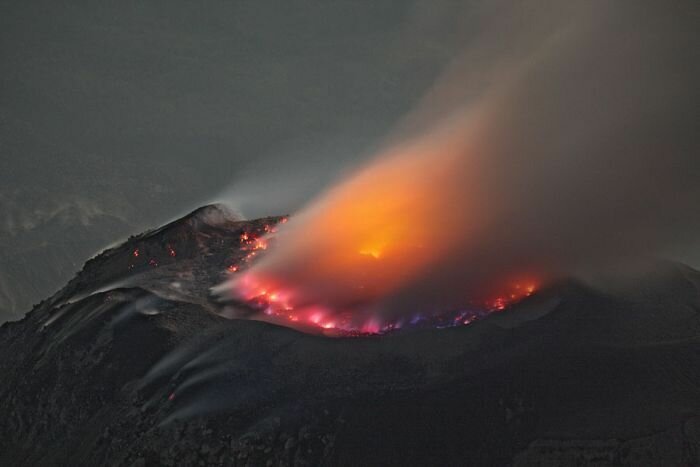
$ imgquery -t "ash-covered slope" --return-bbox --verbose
[0,205,698,466]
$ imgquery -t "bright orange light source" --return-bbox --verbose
[358,247,383,259]
[229,118,543,331]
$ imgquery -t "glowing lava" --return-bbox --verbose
[225,216,539,336]
[236,270,537,335]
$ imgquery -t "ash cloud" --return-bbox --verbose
[233,0,700,320]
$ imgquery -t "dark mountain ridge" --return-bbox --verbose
[1,205,698,466]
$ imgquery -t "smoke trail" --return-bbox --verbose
[228,0,699,323]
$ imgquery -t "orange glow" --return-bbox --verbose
[236,126,481,315]
[358,246,383,259]
[229,118,543,332]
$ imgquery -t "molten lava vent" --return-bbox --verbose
[220,215,537,337]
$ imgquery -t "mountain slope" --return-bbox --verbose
[0,205,698,466]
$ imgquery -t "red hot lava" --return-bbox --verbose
[225,218,538,336]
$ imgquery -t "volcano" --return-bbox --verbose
[0,204,699,466]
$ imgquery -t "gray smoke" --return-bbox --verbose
[232,0,700,319]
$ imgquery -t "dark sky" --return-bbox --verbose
[1,0,462,220]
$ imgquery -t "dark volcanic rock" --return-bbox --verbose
[0,205,698,466]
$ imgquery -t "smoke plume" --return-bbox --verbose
[228,0,699,324]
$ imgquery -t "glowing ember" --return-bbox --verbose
[228,232,538,335]
[235,277,537,335]
[224,216,539,336]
